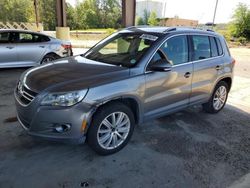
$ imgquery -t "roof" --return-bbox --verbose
[0,29,50,37]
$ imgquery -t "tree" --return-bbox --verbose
[0,0,34,23]
[39,0,57,31]
[148,11,158,26]
[136,16,144,25]
[143,9,150,25]
[66,3,78,30]
[230,3,250,40]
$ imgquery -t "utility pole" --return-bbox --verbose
[212,0,219,29]
[34,0,39,31]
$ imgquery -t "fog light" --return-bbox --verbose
[54,124,71,133]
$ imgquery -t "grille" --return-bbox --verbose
[16,83,38,106]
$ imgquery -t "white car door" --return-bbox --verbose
[0,32,18,68]
[15,32,48,66]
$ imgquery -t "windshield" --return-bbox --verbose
[83,33,159,68]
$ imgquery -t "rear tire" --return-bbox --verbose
[87,102,135,155]
[41,54,57,64]
[202,81,229,113]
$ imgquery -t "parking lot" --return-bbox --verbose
[0,48,250,188]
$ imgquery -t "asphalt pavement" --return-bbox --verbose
[0,48,249,188]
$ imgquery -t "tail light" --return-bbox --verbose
[62,44,72,49]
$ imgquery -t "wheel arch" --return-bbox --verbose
[216,76,232,91]
[88,96,142,129]
[40,52,61,64]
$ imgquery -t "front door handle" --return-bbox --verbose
[6,46,14,49]
[215,65,222,70]
[184,72,191,78]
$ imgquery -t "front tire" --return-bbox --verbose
[203,81,229,113]
[87,102,135,155]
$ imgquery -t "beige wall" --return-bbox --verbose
[160,18,198,27]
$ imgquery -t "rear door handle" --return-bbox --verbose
[216,65,222,70]
[184,72,191,78]
[6,46,14,49]
[39,46,45,48]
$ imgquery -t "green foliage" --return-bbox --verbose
[136,10,158,26]
[68,0,122,30]
[148,11,158,26]
[230,3,250,40]
[237,36,247,45]
[136,16,145,25]
[143,9,150,25]
[0,0,122,30]
[39,0,57,31]
[0,0,34,23]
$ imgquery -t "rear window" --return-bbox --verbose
[192,35,224,61]
[192,35,211,60]
[215,38,223,55]
[209,37,219,57]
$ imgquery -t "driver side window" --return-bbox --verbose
[161,35,188,65]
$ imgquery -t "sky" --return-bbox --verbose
[66,0,250,24]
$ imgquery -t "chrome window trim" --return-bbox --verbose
[144,33,224,73]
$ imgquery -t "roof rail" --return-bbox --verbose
[206,29,215,32]
[125,25,149,30]
[163,27,177,33]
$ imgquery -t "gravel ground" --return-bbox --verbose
[0,48,249,188]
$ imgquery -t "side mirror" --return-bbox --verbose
[148,59,172,72]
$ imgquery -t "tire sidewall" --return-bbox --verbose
[87,102,135,155]
[41,54,56,65]
[211,81,229,113]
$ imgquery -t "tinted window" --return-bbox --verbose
[215,38,223,55]
[0,32,10,43]
[19,33,33,43]
[161,35,188,65]
[192,35,211,60]
[18,33,50,43]
[209,37,219,57]
[33,34,50,42]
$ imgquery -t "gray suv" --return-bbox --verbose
[0,29,72,68]
[15,27,235,155]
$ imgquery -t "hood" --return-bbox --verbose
[22,56,130,93]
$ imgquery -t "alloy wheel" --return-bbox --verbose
[97,112,130,150]
[213,85,227,110]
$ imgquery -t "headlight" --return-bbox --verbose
[41,89,88,106]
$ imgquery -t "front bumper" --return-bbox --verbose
[15,91,93,144]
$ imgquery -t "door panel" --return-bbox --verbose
[15,32,47,66]
[190,58,223,103]
[0,32,18,66]
[144,35,192,119]
[189,35,224,104]
[144,63,193,118]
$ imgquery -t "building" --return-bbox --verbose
[159,18,199,27]
[136,0,167,19]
